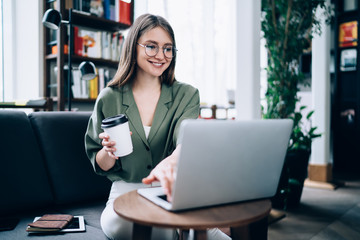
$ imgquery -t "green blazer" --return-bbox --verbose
[85,81,200,182]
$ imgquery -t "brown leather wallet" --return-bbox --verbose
[27,214,73,232]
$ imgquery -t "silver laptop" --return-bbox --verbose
[137,119,293,211]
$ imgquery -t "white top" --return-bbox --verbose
[144,126,151,139]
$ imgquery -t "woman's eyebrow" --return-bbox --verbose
[143,40,173,45]
[143,40,157,44]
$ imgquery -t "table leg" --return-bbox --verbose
[194,230,207,240]
[231,217,268,240]
[132,223,152,240]
[231,225,250,240]
[179,229,190,240]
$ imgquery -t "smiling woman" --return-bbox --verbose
[85,13,231,240]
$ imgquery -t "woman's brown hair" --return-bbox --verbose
[107,14,177,88]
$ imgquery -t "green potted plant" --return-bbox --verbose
[261,0,331,209]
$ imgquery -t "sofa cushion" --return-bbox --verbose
[0,110,54,216]
[29,112,111,205]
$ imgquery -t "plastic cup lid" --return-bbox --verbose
[101,114,128,128]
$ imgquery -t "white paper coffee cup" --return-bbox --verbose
[101,114,133,157]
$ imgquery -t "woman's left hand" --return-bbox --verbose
[142,145,181,202]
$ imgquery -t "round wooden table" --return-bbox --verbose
[114,190,271,240]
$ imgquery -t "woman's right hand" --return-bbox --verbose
[99,132,118,160]
[95,132,118,171]
[96,131,132,171]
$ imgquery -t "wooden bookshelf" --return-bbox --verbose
[42,0,134,111]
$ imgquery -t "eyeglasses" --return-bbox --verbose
[137,43,177,59]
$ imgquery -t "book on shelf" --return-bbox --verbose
[79,29,100,58]
[110,0,116,21]
[73,27,83,56]
[54,65,111,101]
[101,31,112,60]
[73,0,80,10]
[65,0,73,9]
[73,0,100,16]
[118,33,125,59]
[72,69,85,99]
[90,0,104,17]
[98,68,105,91]
[72,67,114,99]
[115,0,129,24]
[72,26,125,60]
[111,33,118,61]
[111,32,125,61]
[103,0,116,21]
[73,0,132,25]
[89,69,99,99]
[119,0,132,25]
[104,0,132,24]
[81,0,91,13]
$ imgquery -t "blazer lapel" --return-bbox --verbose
[148,83,172,143]
[122,86,149,147]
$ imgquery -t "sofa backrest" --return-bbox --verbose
[29,111,111,205]
[0,110,54,216]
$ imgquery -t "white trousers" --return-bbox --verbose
[100,181,231,240]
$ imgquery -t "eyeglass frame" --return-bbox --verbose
[137,42,177,59]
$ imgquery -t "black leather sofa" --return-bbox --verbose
[0,110,111,239]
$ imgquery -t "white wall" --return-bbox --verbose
[235,0,261,120]
[311,2,331,165]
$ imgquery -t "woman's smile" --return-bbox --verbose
[149,60,165,67]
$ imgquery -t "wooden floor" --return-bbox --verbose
[268,175,360,240]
